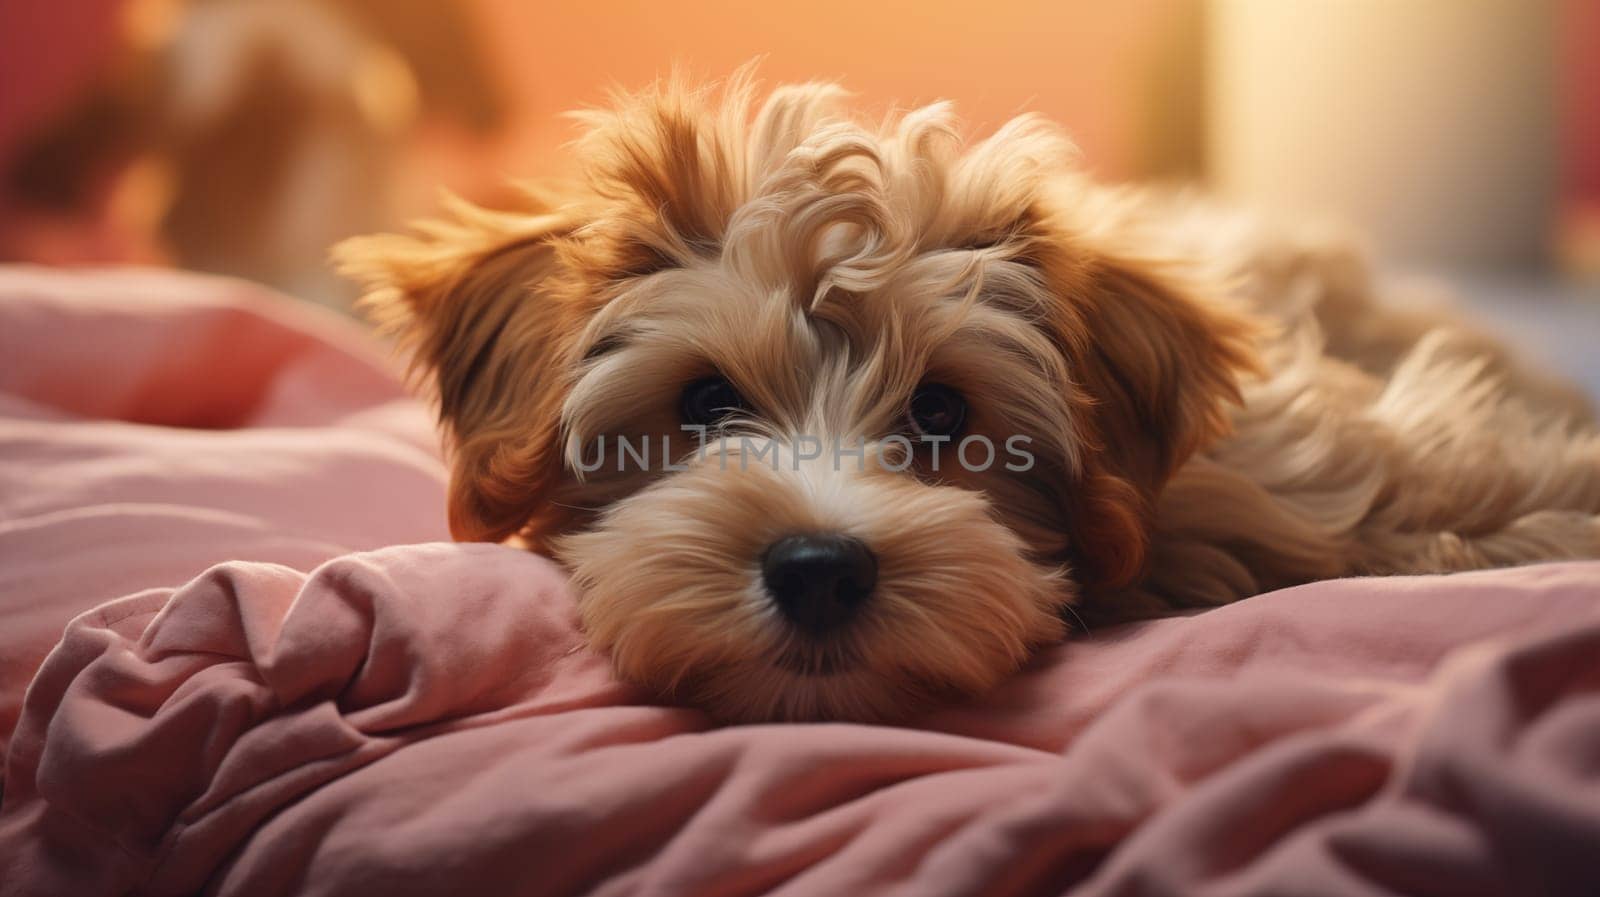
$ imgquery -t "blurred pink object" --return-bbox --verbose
[1560,0,1600,277]
[0,0,125,177]
[2,266,1600,895]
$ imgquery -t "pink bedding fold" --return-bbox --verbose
[2,266,1598,896]
[0,266,449,760]
[5,550,1599,896]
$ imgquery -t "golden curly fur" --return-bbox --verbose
[337,73,1600,722]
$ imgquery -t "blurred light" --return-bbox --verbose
[1207,0,1557,271]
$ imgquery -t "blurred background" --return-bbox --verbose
[1,0,1596,377]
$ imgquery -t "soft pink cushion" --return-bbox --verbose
[2,266,1598,896]
[0,265,449,760]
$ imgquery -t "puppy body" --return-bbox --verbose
[1071,197,1600,620]
[340,76,1600,721]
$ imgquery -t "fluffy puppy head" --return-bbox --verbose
[337,74,1258,722]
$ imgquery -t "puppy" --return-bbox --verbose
[338,75,1600,722]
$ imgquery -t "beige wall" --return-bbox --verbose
[1208,0,1557,270]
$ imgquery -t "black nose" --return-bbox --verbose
[761,534,878,635]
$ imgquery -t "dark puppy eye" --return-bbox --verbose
[908,383,966,437]
[681,375,748,427]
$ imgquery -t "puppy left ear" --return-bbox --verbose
[1074,255,1261,487]
[1042,246,1263,589]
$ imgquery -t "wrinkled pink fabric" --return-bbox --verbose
[3,266,1600,897]
[0,265,449,763]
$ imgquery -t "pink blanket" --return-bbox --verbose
[2,266,1599,896]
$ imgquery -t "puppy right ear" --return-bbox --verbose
[334,197,586,543]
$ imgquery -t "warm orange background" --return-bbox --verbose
[1,0,1593,278]
[461,0,1204,186]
